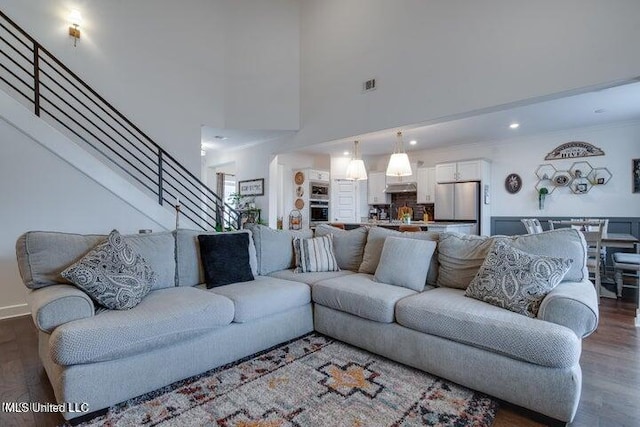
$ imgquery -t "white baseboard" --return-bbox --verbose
[0,303,30,320]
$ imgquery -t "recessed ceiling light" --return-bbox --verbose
[343,151,350,156]
[409,140,417,145]
[509,123,520,129]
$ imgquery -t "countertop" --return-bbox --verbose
[340,221,475,227]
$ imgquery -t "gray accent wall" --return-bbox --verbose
[491,217,640,238]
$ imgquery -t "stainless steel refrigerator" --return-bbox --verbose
[434,181,480,234]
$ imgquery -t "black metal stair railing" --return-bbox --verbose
[0,10,241,231]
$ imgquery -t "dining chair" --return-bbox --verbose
[613,249,640,299]
[549,219,605,299]
[582,221,605,300]
[565,218,609,275]
[520,218,543,234]
[399,224,421,232]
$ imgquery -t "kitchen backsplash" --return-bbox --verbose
[372,194,434,221]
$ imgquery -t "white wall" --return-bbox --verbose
[2,0,300,175]
[0,118,168,319]
[295,0,640,149]
[366,121,640,219]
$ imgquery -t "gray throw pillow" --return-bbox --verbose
[61,230,156,310]
[359,226,439,285]
[374,237,436,292]
[245,224,313,275]
[314,224,368,271]
[293,234,340,273]
[465,240,572,317]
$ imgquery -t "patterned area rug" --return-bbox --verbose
[76,334,498,426]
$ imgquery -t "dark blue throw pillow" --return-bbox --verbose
[198,233,254,288]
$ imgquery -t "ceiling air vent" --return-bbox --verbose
[363,78,376,92]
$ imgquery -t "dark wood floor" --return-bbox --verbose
[1,299,638,427]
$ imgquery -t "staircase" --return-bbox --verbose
[0,10,240,231]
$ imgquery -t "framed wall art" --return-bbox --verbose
[633,159,640,193]
[238,178,265,197]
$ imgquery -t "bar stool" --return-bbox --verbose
[399,224,422,232]
[613,252,640,299]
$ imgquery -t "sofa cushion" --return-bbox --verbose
[198,233,254,288]
[358,226,439,285]
[312,273,416,323]
[245,224,313,275]
[16,231,175,291]
[395,288,581,368]
[61,230,155,310]
[465,240,572,317]
[314,224,368,271]
[49,287,234,365]
[437,229,587,290]
[203,276,310,323]
[293,234,340,273]
[268,269,356,285]
[175,229,258,287]
[374,237,436,292]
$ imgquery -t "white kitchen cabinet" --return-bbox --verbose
[435,163,457,183]
[308,169,330,182]
[435,160,487,183]
[417,167,436,203]
[368,172,390,204]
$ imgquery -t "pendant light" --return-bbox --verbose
[386,131,412,177]
[345,140,368,180]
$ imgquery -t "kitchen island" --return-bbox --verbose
[339,221,476,234]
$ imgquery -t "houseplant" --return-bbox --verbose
[538,187,549,210]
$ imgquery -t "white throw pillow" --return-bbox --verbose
[374,237,436,292]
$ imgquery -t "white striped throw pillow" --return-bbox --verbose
[293,234,340,273]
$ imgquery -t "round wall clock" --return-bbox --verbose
[505,173,522,194]
[294,171,305,185]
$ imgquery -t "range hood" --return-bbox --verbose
[384,182,417,193]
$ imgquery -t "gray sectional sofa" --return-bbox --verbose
[15,224,598,423]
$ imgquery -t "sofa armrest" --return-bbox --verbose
[27,285,95,333]
[537,280,599,338]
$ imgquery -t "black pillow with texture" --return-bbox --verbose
[198,233,254,288]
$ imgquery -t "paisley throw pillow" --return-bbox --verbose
[62,230,156,310]
[465,240,572,317]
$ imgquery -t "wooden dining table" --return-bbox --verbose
[601,232,640,251]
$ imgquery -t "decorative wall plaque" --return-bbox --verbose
[544,141,604,160]
[504,173,522,194]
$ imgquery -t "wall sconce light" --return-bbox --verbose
[68,9,82,47]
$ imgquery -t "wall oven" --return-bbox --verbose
[309,200,329,223]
